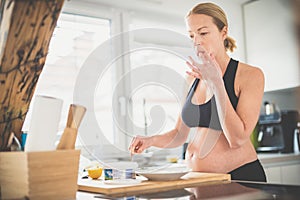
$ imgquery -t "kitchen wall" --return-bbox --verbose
[243,0,300,117]
[243,0,300,92]
[263,86,300,112]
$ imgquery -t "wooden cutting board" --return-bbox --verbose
[78,172,230,196]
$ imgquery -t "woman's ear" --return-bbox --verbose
[221,26,228,40]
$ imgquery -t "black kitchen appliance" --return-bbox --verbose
[256,110,299,153]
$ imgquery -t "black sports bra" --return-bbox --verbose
[181,58,239,130]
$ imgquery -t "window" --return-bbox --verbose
[23,6,192,160]
[23,12,112,144]
[121,15,194,157]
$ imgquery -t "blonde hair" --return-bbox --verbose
[186,3,237,52]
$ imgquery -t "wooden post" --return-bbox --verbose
[0,0,65,151]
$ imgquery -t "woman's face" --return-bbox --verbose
[186,14,227,56]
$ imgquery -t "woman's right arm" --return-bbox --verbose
[129,116,190,154]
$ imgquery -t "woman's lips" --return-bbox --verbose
[194,45,208,55]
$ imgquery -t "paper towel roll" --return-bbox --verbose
[25,95,63,152]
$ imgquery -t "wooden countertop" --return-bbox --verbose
[76,180,300,199]
[78,172,230,196]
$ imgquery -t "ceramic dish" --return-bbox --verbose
[136,166,191,181]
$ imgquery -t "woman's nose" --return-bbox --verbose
[193,35,202,46]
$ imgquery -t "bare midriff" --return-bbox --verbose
[185,127,257,173]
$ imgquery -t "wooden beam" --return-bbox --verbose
[0,0,65,151]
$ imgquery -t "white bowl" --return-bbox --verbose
[137,166,191,181]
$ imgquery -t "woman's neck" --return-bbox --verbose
[215,52,231,76]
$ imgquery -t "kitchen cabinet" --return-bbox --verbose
[243,0,299,91]
[264,164,300,185]
[281,164,300,185]
[259,153,300,185]
[264,166,281,184]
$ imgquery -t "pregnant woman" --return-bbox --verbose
[129,2,266,182]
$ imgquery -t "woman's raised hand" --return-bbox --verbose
[186,45,223,88]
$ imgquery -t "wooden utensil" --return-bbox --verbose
[56,104,86,150]
[6,132,22,151]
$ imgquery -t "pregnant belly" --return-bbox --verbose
[185,132,257,173]
[185,142,228,173]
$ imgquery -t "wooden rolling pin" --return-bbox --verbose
[57,104,86,150]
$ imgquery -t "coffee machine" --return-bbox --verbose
[256,109,299,153]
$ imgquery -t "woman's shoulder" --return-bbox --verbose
[236,62,265,90]
[237,62,264,82]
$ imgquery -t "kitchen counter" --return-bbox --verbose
[76,180,300,199]
[76,153,300,199]
[4,153,299,199]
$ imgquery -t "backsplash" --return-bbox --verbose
[262,86,300,113]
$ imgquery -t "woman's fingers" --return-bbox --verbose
[198,51,211,66]
[186,60,203,79]
[195,45,210,61]
[129,136,136,150]
[186,60,200,73]
[195,45,213,67]
[187,56,205,72]
[129,136,139,153]
[133,141,141,152]
[135,141,144,153]
[188,56,199,67]
[186,70,202,79]
[188,45,223,85]
[129,136,146,154]
[186,59,195,69]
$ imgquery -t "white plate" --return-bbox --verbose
[137,166,191,181]
[104,179,142,185]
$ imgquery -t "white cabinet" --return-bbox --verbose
[264,166,281,184]
[259,153,300,185]
[263,163,300,185]
[243,0,299,91]
[281,164,300,185]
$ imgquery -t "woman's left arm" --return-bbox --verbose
[213,65,264,148]
[187,51,264,148]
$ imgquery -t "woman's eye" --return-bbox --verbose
[189,35,194,39]
[199,32,208,36]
